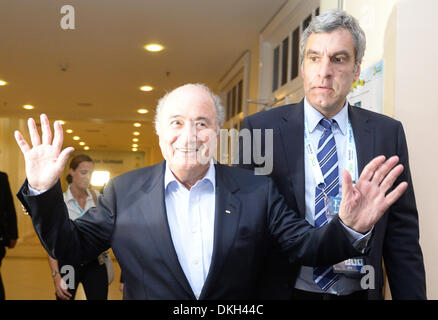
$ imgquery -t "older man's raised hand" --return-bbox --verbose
[14,114,75,191]
[339,155,408,234]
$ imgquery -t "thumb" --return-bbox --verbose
[56,147,75,171]
[341,169,354,200]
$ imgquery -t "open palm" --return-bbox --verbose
[339,155,408,233]
[14,114,75,191]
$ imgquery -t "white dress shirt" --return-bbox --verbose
[63,184,99,221]
[164,161,216,299]
[294,98,371,295]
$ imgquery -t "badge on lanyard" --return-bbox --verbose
[326,195,342,220]
[333,258,365,275]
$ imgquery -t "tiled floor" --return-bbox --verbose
[1,234,123,300]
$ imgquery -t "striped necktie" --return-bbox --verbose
[313,118,340,290]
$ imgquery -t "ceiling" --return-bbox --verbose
[0,0,286,153]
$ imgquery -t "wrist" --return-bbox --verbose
[52,270,60,278]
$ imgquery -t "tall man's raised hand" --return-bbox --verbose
[339,155,408,234]
[14,114,75,191]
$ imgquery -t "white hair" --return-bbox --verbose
[154,83,225,135]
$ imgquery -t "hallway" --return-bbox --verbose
[1,233,123,300]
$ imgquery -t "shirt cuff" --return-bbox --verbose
[28,184,47,196]
[339,219,373,253]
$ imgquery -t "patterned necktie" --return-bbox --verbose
[313,118,340,290]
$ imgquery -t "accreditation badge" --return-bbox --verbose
[326,195,342,220]
[333,258,365,276]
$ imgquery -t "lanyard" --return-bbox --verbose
[72,198,87,219]
[304,115,358,193]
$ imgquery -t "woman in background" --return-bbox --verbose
[47,154,108,300]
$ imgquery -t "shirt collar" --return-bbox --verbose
[165,160,216,192]
[65,184,92,203]
[304,97,349,135]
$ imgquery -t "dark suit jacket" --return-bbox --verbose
[239,100,426,300]
[17,161,363,299]
[0,172,18,260]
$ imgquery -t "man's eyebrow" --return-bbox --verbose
[306,49,351,58]
[306,49,321,56]
[331,50,351,58]
[167,115,211,122]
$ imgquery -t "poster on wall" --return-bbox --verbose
[348,59,383,114]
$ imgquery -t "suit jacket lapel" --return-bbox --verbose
[278,100,306,216]
[139,161,195,298]
[200,164,241,299]
[348,105,374,173]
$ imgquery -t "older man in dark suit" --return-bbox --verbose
[14,83,406,299]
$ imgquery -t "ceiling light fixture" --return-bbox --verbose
[84,146,90,150]
[144,43,164,52]
[140,85,153,92]
[66,129,73,134]
[73,136,80,141]
[133,122,141,127]
[0,80,7,86]
[137,108,148,114]
[133,131,140,136]
[79,142,85,146]
[23,104,34,110]
[132,138,139,142]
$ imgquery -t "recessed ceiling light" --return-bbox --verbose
[73,136,80,141]
[132,148,138,152]
[66,129,73,134]
[133,131,140,136]
[84,146,90,150]
[23,104,34,110]
[132,144,138,148]
[137,108,148,114]
[0,80,7,86]
[132,138,139,142]
[144,43,164,52]
[140,85,153,92]
[79,142,85,146]
[133,122,141,127]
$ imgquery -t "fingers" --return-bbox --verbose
[341,169,353,199]
[57,287,72,300]
[14,130,31,154]
[28,117,41,147]
[52,119,64,151]
[40,114,52,145]
[385,181,408,207]
[370,156,399,186]
[357,155,386,183]
[379,164,404,194]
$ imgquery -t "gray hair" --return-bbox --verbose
[154,83,225,135]
[300,9,366,66]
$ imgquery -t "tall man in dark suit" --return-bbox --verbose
[14,83,406,299]
[0,171,19,300]
[239,10,426,299]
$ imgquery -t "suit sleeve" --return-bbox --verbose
[1,173,18,240]
[17,179,115,265]
[266,178,365,267]
[382,123,426,299]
